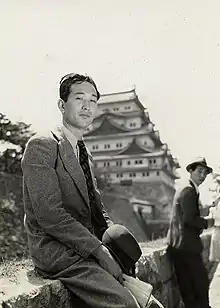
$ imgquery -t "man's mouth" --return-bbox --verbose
[79,113,90,118]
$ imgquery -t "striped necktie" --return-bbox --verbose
[77,140,96,211]
[77,140,108,239]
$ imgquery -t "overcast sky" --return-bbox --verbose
[0,0,220,202]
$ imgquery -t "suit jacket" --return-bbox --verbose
[21,128,113,274]
[167,180,208,254]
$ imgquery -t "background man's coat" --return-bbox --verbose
[167,180,208,254]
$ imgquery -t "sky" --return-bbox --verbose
[0,0,220,203]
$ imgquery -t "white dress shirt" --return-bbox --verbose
[61,125,80,160]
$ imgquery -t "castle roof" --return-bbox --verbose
[99,89,145,110]
[84,116,131,136]
[117,138,151,155]
[92,150,166,161]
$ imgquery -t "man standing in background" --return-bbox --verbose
[167,157,215,308]
[21,73,137,308]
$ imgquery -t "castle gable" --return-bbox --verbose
[84,117,130,136]
[117,138,151,155]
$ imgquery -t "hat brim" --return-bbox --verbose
[186,162,212,174]
[103,244,135,276]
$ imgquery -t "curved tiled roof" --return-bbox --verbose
[84,116,133,136]
[117,138,152,155]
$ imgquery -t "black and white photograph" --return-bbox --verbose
[0,1,220,307]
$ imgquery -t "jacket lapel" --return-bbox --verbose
[189,180,197,194]
[189,180,200,208]
[51,128,90,208]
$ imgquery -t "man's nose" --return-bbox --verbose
[82,99,90,110]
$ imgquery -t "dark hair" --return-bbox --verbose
[59,73,100,102]
[188,163,198,172]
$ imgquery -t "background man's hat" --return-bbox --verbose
[102,224,142,276]
[186,157,213,174]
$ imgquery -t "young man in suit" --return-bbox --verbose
[167,157,215,308]
[21,73,137,308]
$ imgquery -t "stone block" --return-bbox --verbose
[0,231,212,308]
[0,263,72,308]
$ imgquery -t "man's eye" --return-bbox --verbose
[76,97,83,100]
[91,100,97,103]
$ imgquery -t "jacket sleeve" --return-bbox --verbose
[179,187,208,230]
[21,136,102,258]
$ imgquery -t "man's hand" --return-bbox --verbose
[92,245,123,283]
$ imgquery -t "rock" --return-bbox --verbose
[0,263,71,308]
[0,231,213,308]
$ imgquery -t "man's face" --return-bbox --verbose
[59,81,98,130]
[190,165,209,186]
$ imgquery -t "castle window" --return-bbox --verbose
[117,173,123,178]
[142,171,149,177]
[144,141,147,145]
[116,160,122,166]
[93,145,99,150]
[153,159,156,164]
[103,162,110,167]
[129,122,136,127]
[116,143,122,148]
[94,163,98,168]
[113,107,119,111]
[149,159,152,164]
[104,144,111,149]
[157,171,160,176]
[135,160,143,164]
[127,161,131,165]
[129,172,136,177]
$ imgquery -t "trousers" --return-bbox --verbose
[37,257,138,308]
[168,247,211,308]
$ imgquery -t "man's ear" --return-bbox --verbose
[58,99,65,114]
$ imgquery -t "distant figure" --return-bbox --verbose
[21,73,137,308]
[167,157,214,308]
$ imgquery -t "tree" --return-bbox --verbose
[0,113,35,175]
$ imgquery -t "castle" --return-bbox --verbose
[84,89,179,217]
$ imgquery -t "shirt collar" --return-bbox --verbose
[61,125,78,155]
[190,179,199,194]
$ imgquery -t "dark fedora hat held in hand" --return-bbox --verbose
[102,224,142,276]
[186,157,213,174]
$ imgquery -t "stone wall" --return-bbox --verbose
[0,231,213,308]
